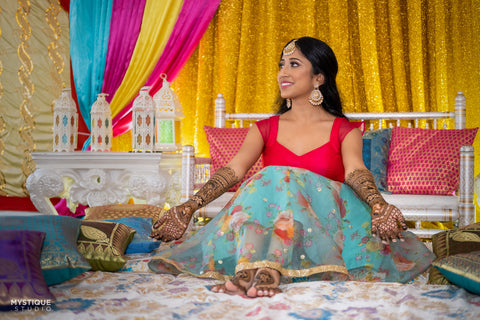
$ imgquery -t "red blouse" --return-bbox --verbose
[255,116,360,182]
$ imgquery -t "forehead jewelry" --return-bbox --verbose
[283,40,297,56]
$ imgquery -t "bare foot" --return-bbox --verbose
[246,268,282,298]
[210,269,256,296]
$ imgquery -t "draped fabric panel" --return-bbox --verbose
[102,0,146,103]
[70,0,112,132]
[108,0,184,125]
[172,0,480,165]
[113,0,222,136]
[0,0,70,196]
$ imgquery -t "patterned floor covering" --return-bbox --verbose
[5,267,480,320]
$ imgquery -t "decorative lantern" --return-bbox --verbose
[53,88,78,152]
[153,74,184,151]
[90,93,113,152]
[132,86,155,152]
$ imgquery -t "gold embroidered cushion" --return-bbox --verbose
[428,222,480,284]
[387,127,478,195]
[84,204,164,221]
[432,251,480,295]
[0,230,55,310]
[0,215,91,286]
[77,220,136,272]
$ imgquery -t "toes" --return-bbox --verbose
[246,287,257,298]
[211,281,247,296]
[210,284,225,293]
[224,280,241,292]
[249,287,281,297]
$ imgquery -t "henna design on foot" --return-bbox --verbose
[246,268,282,298]
[210,269,256,296]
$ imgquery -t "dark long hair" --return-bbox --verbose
[276,37,345,118]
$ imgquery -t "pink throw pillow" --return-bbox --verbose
[387,127,478,195]
[204,126,263,191]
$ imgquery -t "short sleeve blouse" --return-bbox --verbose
[255,116,359,182]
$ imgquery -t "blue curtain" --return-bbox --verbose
[70,0,112,149]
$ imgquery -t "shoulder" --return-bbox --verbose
[337,117,364,134]
[336,117,364,142]
[255,115,278,142]
[255,115,279,131]
[256,115,279,125]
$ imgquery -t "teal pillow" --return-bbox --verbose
[106,217,160,254]
[362,128,391,192]
[433,251,480,295]
[0,215,91,285]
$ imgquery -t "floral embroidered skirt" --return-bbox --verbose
[148,166,435,283]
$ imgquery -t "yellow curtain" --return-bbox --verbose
[109,0,183,117]
[172,0,480,165]
[109,0,184,151]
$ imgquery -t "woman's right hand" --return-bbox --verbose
[150,201,196,242]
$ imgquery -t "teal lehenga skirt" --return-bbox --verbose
[148,166,435,283]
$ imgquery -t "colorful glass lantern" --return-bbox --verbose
[153,74,184,151]
[90,93,112,152]
[132,86,155,152]
[53,88,78,152]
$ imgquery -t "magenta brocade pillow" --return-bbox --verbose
[387,127,478,195]
[204,126,263,191]
[0,230,56,310]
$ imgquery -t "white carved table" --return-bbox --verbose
[26,152,182,215]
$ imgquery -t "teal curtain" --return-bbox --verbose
[70,0,113,132]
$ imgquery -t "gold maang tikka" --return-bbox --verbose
[283,39,297,56]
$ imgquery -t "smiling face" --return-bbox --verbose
[277,48,323,102]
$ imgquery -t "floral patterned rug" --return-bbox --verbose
[6,259,480,320]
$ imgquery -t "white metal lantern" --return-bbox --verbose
[153,74,184,151]
[132,86,155,152]
[90,93,113,152]
[53,88,78,152]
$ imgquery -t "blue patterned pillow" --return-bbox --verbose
[0,215,91,285]
[362,128,391,192]
[433,251,480,295]
[106,217,160,254]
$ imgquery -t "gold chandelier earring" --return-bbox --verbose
[286,99,292,109]
[309,85,323,106]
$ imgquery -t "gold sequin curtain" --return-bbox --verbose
[172,0,480,165]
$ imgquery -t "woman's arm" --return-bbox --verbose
[341,127,367,175]
[150,125,265,241]
[341,128,407,243]
[226,124,265,178]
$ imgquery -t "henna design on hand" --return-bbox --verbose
[190,166,240,208]
[345,169,386,208]
[371,203,408,242]
[150,166,240,242]
[150,201,196,242]
[345,169,408,242]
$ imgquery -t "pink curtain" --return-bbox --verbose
[112,0,222,136]
[102,0,147,101]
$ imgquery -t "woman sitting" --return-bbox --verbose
[149,37,434,298]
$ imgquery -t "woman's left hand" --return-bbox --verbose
[370,203,408,243]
